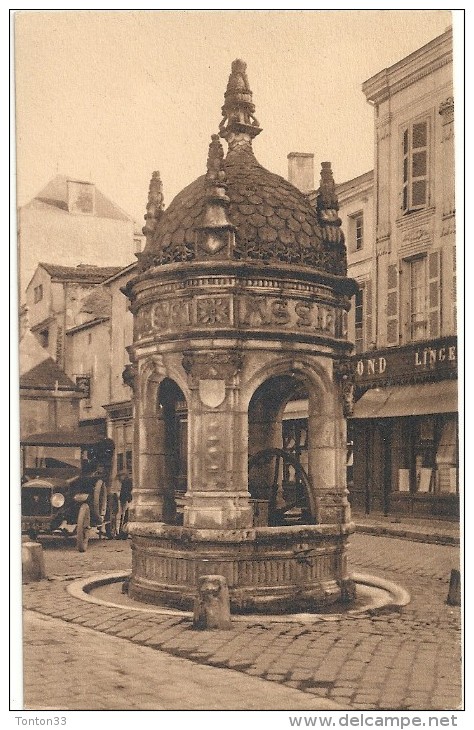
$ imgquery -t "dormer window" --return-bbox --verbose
[67,180,95,215]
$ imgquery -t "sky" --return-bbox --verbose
[14,9,456,226]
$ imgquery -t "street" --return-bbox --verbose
[19,532,461,711]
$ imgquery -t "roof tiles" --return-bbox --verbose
[139,146,346,276]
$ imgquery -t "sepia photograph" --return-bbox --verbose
[11,7,463,720]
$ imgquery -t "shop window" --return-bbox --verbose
[113,421,133,476]
[435,417,458,494]
[349,212,364,252]
[401,119,429,214]
[397,416,458,496]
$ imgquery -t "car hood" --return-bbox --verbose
[23,476,78,491]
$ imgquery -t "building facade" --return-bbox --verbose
[101,264,136,484]
[19,330,81,439]
[350,27,457,518]
[308,171,375,354]
[25,263,122,370]
[18,175,144,299]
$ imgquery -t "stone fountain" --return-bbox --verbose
[124,59,358,614]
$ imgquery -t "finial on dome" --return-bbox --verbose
[194,135,235,257]
[142,171,164,242]
[219,59,262,149]
[316,162,344,244]
[318,162,339,211]
[206,135,227,185]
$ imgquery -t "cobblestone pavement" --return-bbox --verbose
[22,611,341,710]
[20,533,462,712]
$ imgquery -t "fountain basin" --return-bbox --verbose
[68,570,410,622]
[128,522,356,613]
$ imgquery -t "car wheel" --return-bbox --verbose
[92,480,107,524]
[76,503,90,552]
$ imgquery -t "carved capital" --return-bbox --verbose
[333,357,356,417]
[439,96,454,121]
[122,363,138,392]
[140,354,167,381]
[182,350,243,384]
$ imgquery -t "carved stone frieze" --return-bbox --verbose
[401,227,430,245]
[182,350,243,384]
[134,292,340,341]
[196,297,231,325]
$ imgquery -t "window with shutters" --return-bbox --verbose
[410,257,427,341]
[401,119,429,214]
[386,263,399,345]
[355,288,364,353]
[402,251,441,343]
[349,212,364,252]
[353,281,373,353]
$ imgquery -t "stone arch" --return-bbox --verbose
[134,356,189,523]
[244,355,345,525]
[241,355,335,415]
[139,355,190,418]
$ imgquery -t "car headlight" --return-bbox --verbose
[51,493,65,508]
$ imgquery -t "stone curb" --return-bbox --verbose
[68,570,411,621]
[355,524,460,546]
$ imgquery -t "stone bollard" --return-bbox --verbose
[193,574,232,630]
[340,577,357,603]
[22,542,46,583]
[447,568,461,606]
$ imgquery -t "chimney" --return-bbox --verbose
[287,152,314,194]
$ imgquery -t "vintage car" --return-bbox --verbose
[21,426,115,551]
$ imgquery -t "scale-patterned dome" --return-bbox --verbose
[138,60,346,277]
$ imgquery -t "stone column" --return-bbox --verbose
[130,356,168,522]
[308,364,349,525]
[182,351,253,530]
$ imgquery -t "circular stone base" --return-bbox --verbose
[129,524,354,614]
[68,571,410,622]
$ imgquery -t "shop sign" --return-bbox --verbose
[354,336,457,384]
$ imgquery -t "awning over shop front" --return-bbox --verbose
[351,379,458,419]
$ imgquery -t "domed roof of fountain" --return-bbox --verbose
[138,60,346,277]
